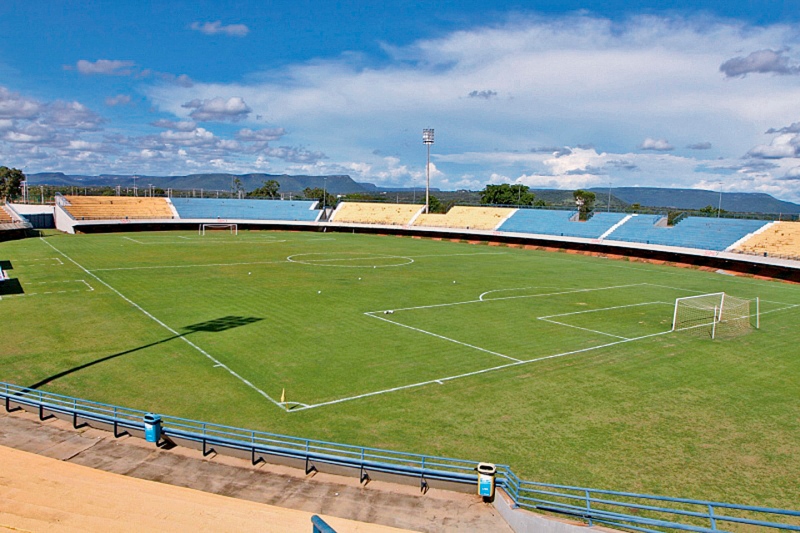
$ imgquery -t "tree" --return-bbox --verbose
[248,179,280,198]
[427,195,445,213]
[303,187,336,208]
[231,177,244,197]
[480,184,536,206]
[0,167,25,203]
[573,189,596,221]
[699,204,726,216]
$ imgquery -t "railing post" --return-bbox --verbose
[708,503,717,530]
[585,489,593,526]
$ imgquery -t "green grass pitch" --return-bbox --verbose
[1,229,799,509]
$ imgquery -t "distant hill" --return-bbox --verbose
[588,187,800,215]
[25,174,800,214]
[28,172,371,195]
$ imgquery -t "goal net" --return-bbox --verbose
[199,223,238,236]
[672,292,758,339]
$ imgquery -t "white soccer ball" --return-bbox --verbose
[248,272,251,275]
[317,290,321,294]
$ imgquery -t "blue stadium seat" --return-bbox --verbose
[606,215,768,251]
[498,209,577,236]
[171,198,320,222]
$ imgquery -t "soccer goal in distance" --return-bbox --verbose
[672,292,759,339]
[199,223,238,236]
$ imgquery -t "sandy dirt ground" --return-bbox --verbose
[0,409,512,532]
[0,445,409,533]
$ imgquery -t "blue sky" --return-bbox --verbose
[2,1,800,201]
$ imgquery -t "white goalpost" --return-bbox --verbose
[672,292,759,339]
[199,223,238,236]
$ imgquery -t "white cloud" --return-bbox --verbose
[639,138,674,151]
[160,127,217,147]
[190,21,249,37]
[75,59,136,76]
[105,94,132,107]
[5,16,800,202]
[720,49,800,78]
[236,127,286,142]
[747,133,800,159]
[46,101,104,130]
[0,87,41,119]
[182,97,251,122]
[151,119,197,131]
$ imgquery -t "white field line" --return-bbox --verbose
[364,312,522,362]
[537,318,630,340]
[480,286,561,301]
[293,329,674,411]
[478,283,647,304]
[1,279,95,299]
[289,254,412,264]
[123,238,288,246]
[90,259,290,272]
[39,237,286,411]
[409,252,507,259]
[377,283,649,315]
[538,301,671,320]
[12,257,64,267]
[758,303,800,316]
[642,283,800,316]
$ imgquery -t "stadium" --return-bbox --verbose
[2,195,799,531]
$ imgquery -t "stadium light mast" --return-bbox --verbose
[423,128,434,213]
[717,183,723,218]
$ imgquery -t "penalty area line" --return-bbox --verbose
[365,312,521,362]
[38,237,287,411]
[292,329,674,412]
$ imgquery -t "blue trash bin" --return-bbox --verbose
[476,462,496,501]
[143,413,162,443]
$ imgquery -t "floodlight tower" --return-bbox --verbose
[423,128,434,213]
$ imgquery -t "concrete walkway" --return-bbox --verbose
[0,409,512,532]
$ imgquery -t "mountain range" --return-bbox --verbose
[26,173,800,214]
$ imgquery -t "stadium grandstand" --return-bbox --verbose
[329,202,422,225]
[170,197,320,222]
[61,196,174,220]
[0,205,15,225]
[734,221,800,260]
[413,206,515,231]
[498,209,630,239]
[604,215,768,251]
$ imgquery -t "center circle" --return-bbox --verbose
[286,252,414,268]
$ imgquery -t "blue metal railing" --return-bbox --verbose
[2,381,798,532]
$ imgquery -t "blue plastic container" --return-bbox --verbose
[143,413,162,443]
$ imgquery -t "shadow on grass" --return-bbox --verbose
[0,260,12,270]
[27,316,262,390]
[0,278,24,296]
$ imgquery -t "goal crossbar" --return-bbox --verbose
[672,292,758,339]
[200,223,238,235]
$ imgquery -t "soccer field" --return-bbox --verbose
[2,230,799,509]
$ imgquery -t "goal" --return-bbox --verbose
[199,223,238,236]
[672,292,759,339]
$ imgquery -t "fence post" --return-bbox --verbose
[585,489,593,526]
[708,504,717,530]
